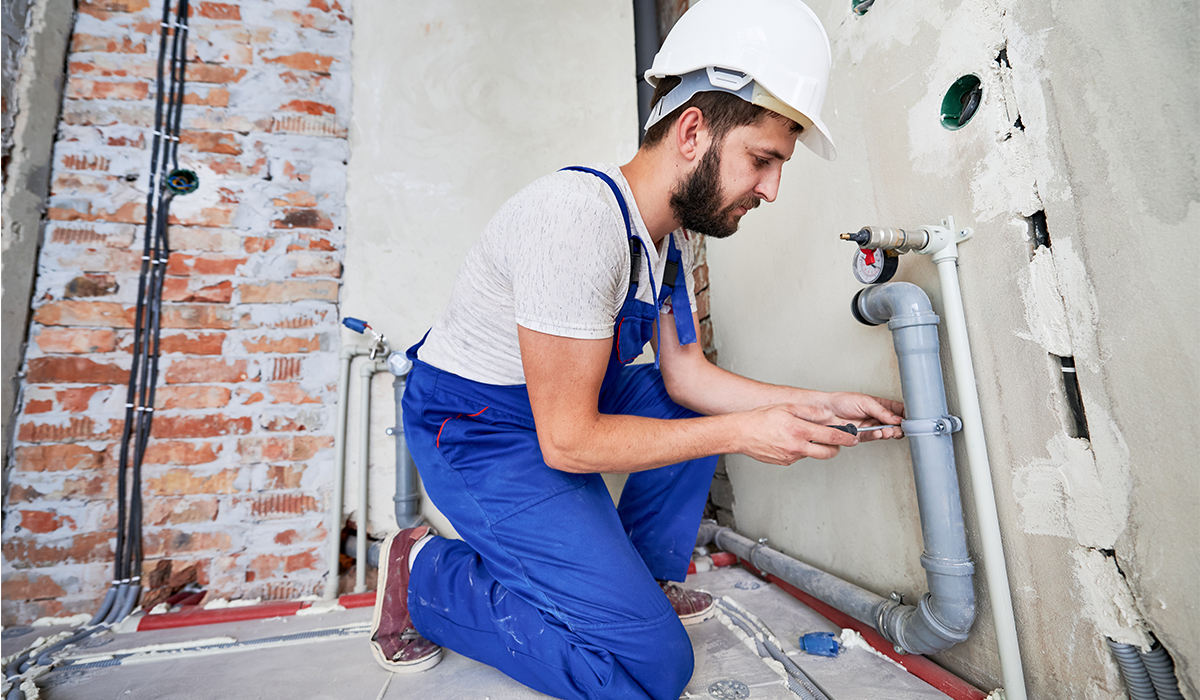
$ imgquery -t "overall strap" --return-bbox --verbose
[661,233,698,346]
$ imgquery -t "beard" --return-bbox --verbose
[668,143,760,239]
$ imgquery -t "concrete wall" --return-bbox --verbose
[708,0,1197,696]
[342,0,638,537]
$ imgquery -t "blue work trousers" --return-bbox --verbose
[402,359,718,700]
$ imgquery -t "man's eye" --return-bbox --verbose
[755,157,769,167]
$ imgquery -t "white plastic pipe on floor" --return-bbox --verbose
[926,224,1028,700]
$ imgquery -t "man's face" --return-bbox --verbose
[669,115,797,239]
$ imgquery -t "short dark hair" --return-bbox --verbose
[642,75,802,147]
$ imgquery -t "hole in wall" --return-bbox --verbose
[1027,210,1051,250]
[852,0,875,15]
[940,74,983,130]
[1054,355,1090,440]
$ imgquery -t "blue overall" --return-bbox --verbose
[401,167,718,699]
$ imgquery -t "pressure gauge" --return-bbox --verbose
[852,248,898,285]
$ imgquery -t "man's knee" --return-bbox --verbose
[616,617,695,699]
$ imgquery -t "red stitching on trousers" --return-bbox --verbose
[436,407,490,448]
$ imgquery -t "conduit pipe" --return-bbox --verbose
[323,344,371,601]
[355,358,389,593]
[386,352,422,529]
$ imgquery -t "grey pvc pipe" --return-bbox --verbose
[390,369,422,529]
[1108,639,1159,700]
[853,282,976,654]
[1141,643,1184,700]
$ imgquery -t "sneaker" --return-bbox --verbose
[660,581,716,625]
[369,526,443,673]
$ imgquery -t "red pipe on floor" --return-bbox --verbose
[740,561,989,700]
[136,591,379,631]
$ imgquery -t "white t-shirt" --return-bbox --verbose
[418,163,698,386]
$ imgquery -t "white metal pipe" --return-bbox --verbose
[323,345,370,601]
[355,358,388,593]
[929,236,1028,700]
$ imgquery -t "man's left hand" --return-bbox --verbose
[818,392,905,442]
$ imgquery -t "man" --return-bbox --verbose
[368,1,904,698]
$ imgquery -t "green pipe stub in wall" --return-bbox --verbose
[166,168,200,195]
[940,75,983,130]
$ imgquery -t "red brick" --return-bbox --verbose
[244,237,276,253]
[26,356,128,384]
[237,435,332,463]
[18,417,120,443]
[266,464,306,489]
[239,389,264,404]
[692,263,710,293]
[179,130,242,155]
[33,300,134,328]
[66,78,149,101]
[68,56,155,79]
[186,63,248,84]
[284,550,318,572]
[61,154,111,171]
[150,414,252,439]
[195,154,264,178]
[167,253,247,276]
[57,386,106,412]
[163,277,234,303]
[239,281,338,303]
[272,191,317,208]
[2,531,112,567]
[143,530,233,557]
[273,9,337,31]
[267,382,321,405]
[35,328,118,354]
[145,468,238,496]
[26,400,53,414]
[164,358,249,384]
[64,273,120,298]
[19,511,77,534]
[166,226,243,252]
[47,200,144,224]
[14,444,107,472]
[72,34,147,53]
[154,331,226,355]
[272,208,333,231]
[248,553,283,579]
[183,87,231,107]
[144,497,221,526]
[1,573,68,600]
[77,0,150,17]
[49,223,136,247]
[243,493,319,518]
[289,252,341,278]
[154,385,232,410]
[271,357,301,381]
[280,100,335,116]
[286,234,336,252]
[261,413,320,432]
[264,52,335,74]
[274,529,300,545]
[141,440,221,465]
[161,304,235,329]
[167,205,237,228]
[195,2,240,19]
[242,335,321,354]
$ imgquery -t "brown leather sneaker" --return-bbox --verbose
[369,527,442,673]
[660,581,716,625]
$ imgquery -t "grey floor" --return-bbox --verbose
[3,566,951,700]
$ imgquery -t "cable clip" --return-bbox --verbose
[899,415,962,437]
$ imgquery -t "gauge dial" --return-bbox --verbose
[852,248,898,285]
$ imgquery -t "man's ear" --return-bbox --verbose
[674,107,707,163]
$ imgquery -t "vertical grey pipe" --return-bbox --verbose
[1108,639,1159,700]
[853,282,976,654]
[388,354,421,528]
[632,0,659,141]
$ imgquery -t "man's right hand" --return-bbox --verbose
[737,404,859,464]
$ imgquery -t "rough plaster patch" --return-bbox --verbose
[29,612,91,627]
[1016,245,1072,356]
[1071,548,1151,648]
[1049,237,1105,372]
[834,0,945,65]
[1012,432,1130,548]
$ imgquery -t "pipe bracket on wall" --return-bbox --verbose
[900,416,962,436]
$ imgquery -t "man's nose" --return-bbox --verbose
[754,168,782,202]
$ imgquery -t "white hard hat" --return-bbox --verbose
[645,0,837,161]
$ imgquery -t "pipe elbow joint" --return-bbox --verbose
[875,592,974,655]
[852,282,939,329]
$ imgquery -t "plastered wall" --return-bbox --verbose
[342,0,639,538]
[708,0,1198,696]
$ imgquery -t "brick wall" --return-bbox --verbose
[2,0,353,625]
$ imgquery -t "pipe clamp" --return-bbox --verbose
[900,416,962,437]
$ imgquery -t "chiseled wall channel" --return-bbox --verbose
[3,0,355,622]
[707,0,1198,696]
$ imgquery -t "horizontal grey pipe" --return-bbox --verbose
[1107,639,1158,700]
[698,521,886,629]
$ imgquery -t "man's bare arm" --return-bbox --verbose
[518,325,858,474]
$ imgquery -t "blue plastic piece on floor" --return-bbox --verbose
[799,632,841,657]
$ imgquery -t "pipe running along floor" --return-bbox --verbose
[2,565,954,700]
